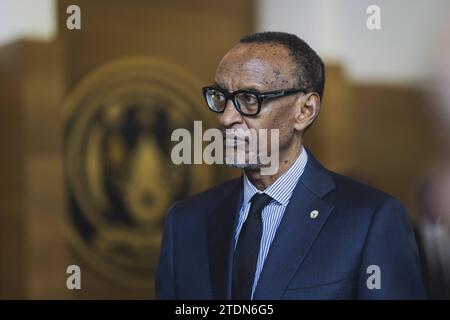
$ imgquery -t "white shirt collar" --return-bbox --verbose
[242,146,308,207]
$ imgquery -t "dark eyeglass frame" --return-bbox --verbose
[202,85,308,116]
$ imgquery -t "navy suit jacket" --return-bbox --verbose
[155,151,425,299]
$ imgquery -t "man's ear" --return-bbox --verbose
[294,93,321,132]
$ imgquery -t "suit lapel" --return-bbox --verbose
[253,151,336,299]
[206,178,242,300]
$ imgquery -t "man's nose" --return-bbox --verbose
[218,99,243,128]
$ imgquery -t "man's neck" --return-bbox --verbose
[245,144,303,191]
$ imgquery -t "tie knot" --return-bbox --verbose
[248,193,272,216]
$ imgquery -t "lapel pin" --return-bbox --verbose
[310,210,319,219]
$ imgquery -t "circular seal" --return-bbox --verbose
[63,57,215,289]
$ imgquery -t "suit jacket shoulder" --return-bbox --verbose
[327,171,400,211]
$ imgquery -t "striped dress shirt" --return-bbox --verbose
[233,146,308,299]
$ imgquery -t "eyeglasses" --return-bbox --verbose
[202,85,307,116]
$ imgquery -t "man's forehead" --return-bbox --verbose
[219,43,291,69]
[215,43,294,89]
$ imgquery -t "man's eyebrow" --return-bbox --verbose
[240,86,262,92]
[213,81,225,90]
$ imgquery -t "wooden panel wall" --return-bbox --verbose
[0,40,67,299]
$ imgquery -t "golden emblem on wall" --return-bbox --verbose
[63,57,215,289]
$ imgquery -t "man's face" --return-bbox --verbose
[214,43,303,170]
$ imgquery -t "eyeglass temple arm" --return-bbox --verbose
[260,88,306,99]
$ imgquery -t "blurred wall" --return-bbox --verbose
[0,40,66,299]
[0,0,56,45]
[257,0,450,85]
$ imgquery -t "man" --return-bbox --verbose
[156,32,425,299]
[415,170,450,299]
